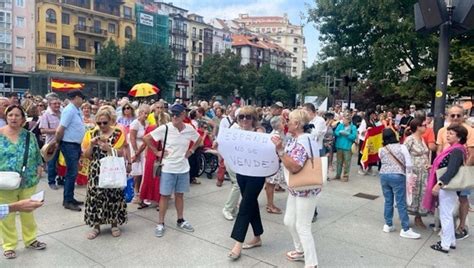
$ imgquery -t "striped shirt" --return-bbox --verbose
[0,204,9,220]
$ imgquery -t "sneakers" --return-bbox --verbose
[155,223,165,237]
[400,228,421,239]
[455,229,469,240]
[49,184,59,190]
[222,208,234,221]
[177,220,194,232]
[358,170,367,176]
[383,224,396,233]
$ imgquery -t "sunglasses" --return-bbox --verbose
[450,114,462,118]
[171,112,182,117]
[156,106,164,109]
[124,107,132,110]
[238,114,253,120]
[97,121,109,126]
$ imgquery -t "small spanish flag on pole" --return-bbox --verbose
[360,125,385,170]
[51,79,84,92]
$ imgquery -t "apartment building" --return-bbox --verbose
[232,34,292,76]
[36,0,135,75]
[187,13,212,97]
[0,0,34,93]
[209,18,232,54]
[135,2,168,47]
[234,13,307,77]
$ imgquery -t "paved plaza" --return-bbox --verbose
[1,160,473,267]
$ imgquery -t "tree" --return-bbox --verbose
[95,39,121,77]
[449,34,474,97]
[259,64,292,105]
[239,64,260,100]
[195,51,242,100]
[120,41,177,95]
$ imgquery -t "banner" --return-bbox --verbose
[360,125,384,169]
[139,13,154,26]
[217,128,279,177]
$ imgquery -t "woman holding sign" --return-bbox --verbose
[272,109,320,268]
[228,106,266,260]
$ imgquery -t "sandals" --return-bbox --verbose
[191,178,201,185]
[3,250,16,259]
[430,243,449,253]
[111,227,121,237]
[242,241,262,249]
[286,250,304,261]
[137,202,149,209]
[228,250,241,260]
[87,228,100,240]
[26,240,47,250]
[266,206,282,214]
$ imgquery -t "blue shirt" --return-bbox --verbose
[60,103,85,144]
[0,204,8,220]
[334,123,357,150]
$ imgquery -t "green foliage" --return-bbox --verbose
[306,0,472,107]
[95,39,121,77]
[95,40,177,96]
[271,89,288,102]
[195,51,242,100]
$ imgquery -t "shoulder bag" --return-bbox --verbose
[0,132,31,190]
[285,137,328,190]
[153,124,168,177]
[436,154,474,190]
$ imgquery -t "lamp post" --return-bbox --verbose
[1,61,6,94]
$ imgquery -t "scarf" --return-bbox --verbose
[421,143,466,212]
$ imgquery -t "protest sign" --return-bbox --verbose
[217,127,279,177]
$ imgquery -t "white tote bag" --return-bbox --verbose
[99,149,127,189]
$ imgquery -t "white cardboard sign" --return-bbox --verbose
[217,127,279,177]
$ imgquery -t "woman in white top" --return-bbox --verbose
[130,104,150,199]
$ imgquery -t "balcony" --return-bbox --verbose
[46,18,57,24]
[75,46,92,53]
[63,0,90,9]
[74,25,108,38]
[170,28,188,37]
[192,60,202,67]
[46,42,57,48]
[191,33,198,40]
[191,47,198,53]
[171,44,188,52]
[93,4,120,16]
[175,59,187,67]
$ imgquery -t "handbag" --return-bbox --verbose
[436,166,474,191]
[0,132,30,190]
[284,137,328,190]
[153,124,168,177]
[98,148,127,188]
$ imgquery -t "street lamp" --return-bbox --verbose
[1,61,6,94]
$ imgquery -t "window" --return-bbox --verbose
[0,0,12,9]
[0,31,12,49]
[78,16,86,26]
[199,29,203,40]
[14,56,25,67]
[0,52,11,64]
[294,38,298,44]
[46,32,56,44]
[61,35,69,49]
[293,47,297,53]
[62,13,69,25]
[292,67,297,72]
[46,9,56,24]
[46,54,56,65]
[125,26,132,39]
[16,0,24,7]
[15,36,24,48]
[77,38,86,51]
[123,6,132,19]
[108,23,116,34]
[293,57,297,63]
[15,16,24,27]
[0,11,12,29]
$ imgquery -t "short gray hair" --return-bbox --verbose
[46,92,59,103]
[270,115,282,130]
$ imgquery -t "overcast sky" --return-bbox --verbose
[169,0,320,66]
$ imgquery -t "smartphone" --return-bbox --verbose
[31,191,44,202]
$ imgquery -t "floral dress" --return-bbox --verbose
[84,128,127,227]
[404,135,429,216]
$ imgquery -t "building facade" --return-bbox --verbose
[209,19,232,54]
[186,13,212,97]
[135,2,168,47]
[234,13,307,77]
[35,0,136,75]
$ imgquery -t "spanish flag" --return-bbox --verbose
[51,79,84,92]
[360,125,384,170]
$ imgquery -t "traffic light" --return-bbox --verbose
[57,57,64,66]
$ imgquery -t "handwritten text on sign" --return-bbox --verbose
[217,127,279,177]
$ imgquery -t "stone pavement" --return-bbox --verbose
[1,161,473,267]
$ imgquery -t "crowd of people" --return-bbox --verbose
[0,90,473,267]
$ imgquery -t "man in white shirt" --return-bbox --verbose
[303,103,326,154]
[143,104,202,238]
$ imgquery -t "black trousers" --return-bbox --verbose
[231,174,265,243]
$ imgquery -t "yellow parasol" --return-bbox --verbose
[128,83,160,97]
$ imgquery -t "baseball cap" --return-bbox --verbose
[272,101,284,109]
[169,103,185,115]
[67,90,86,100]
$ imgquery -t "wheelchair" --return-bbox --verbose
[197,148,219,179]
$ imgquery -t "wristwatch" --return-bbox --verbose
[437,181,444,187]
[277,150,285,157]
